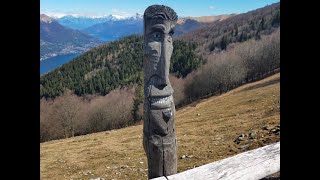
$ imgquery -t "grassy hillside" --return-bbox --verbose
[40,73,280,180]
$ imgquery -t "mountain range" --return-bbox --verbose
[56,13,233,41]
[40,2,280,99]
[82,13,143,42]
[57,14,128,30]
[40,13,233,64]
[40,14,102,61]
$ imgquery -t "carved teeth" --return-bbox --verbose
[150,96,172,104]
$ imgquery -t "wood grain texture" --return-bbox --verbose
[152,142,280,180]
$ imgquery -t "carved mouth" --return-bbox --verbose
[150,54,159,58]
[149,95,173,109]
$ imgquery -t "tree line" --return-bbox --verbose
[40,35,203,99]
[182,29,280,103]
[40,88,135,142]
[40,29,279,143]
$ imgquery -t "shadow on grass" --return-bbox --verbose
[239,77,280,93]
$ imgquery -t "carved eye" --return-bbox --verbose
[153,32,161,41]
[167,35,172,43]
[169,30,174,36]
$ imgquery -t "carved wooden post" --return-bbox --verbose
[143,4,178,179]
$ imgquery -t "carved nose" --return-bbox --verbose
[149,75,167,90]
[156,84,166,90]
[158,36,170,87]
[157,66,169,88]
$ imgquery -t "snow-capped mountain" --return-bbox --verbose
[81,13,143,42]
[40,14,102,61]
[127,13,143,20]
[57,14,141,30]
[50,12,231,43]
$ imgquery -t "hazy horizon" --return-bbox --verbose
[40,0,280,18]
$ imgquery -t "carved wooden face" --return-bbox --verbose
[144,18,175,109]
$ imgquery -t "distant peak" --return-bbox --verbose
[40,14,54,23]
[109,14,126,20]
[134,13,143,18]
[126,13,143,20]
[46,13,144,20]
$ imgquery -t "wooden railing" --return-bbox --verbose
[152,142,280,180]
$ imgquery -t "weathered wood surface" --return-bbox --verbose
[152,142,280,180]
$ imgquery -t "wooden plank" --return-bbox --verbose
[152,142,280,180]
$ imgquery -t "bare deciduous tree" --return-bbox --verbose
[185,30,279,101]
[51,90,82,138]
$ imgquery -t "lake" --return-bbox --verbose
[40,53,80,75]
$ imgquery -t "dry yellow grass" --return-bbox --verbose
[40,73,280,180]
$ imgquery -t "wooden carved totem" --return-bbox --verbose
[143,4,178,179]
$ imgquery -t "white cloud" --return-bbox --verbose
[209,6,215,9]
[41,11,69,18]
[40,9,107,18]
[111,8,132,17]
[40,8,140,19]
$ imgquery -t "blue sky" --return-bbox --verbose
[40,0,280,18]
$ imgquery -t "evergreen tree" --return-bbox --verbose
[234,23,238,36]
[131,73,144,123]
[40,35,202,99]
[220,35,227,50]
[272,11,280,27]
[209,40,215,51]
